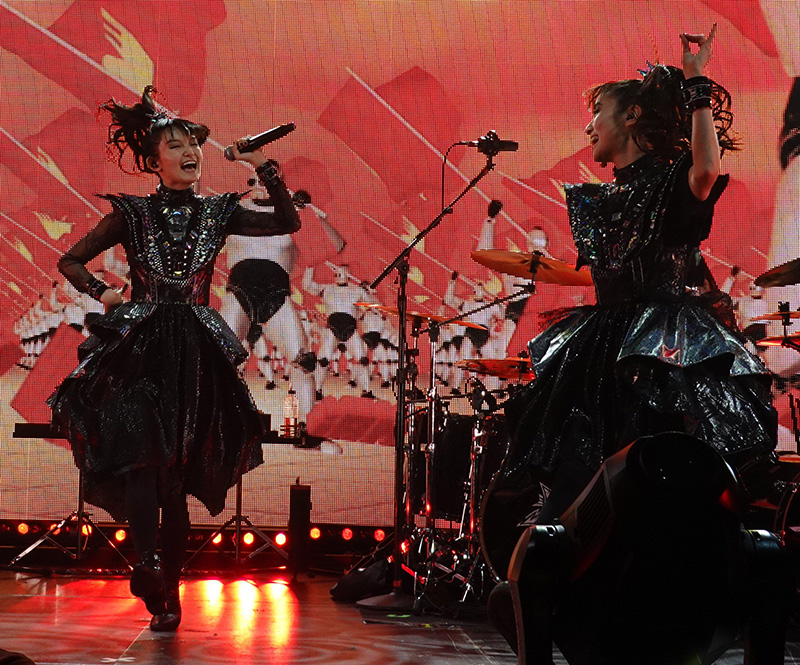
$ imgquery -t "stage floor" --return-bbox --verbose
[0,571,798,664]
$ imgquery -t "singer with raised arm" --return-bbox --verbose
[486,26,777,649]
[48,86,300,632]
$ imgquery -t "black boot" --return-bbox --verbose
[151,489,189,632]
[150,580,181,632]
[130,552,166,616]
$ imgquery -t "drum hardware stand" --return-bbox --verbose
[429,285,536,339]
[773,301,800,352]
[410,375,502,609]
[9,423,132,570]
[458,381,500,602]
[358,148,500,613]
[403,320,458,602]
[764,302,800,455]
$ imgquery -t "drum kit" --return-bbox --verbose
[357,251,800,611]
[357,249,589,609]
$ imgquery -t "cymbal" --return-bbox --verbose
[755,257,800,288]
[751,311,800,321]
[355,302,487,330]
[756,333,800,347]
[456,357,535,380]
[470,250,593,286]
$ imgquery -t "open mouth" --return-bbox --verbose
[589,135,599,146]
[181,161,198,172]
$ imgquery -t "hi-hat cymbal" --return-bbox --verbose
[751,311,800,322]
[355,302,487,330]
[456,357,535,380]
[756,333,800,347]
[470,250,592,286]
[755,257,800,288]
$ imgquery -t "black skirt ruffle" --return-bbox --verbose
[503,298,777,481]
[49,304,264,521]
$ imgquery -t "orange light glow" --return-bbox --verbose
[374,529,386,542]
[114,529,126,542]
[309,527,321,540]
[275,532,287,546]
[212,533,223,545]
[341,528,353,541]
[17,523,28,535]
[81,524,92,537]
[196,579,224,625]
[231,580,259,647]
[400,540,410,554]
[243,532,255,546]
[264,580,299,651]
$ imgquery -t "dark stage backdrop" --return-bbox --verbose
[1,0,799,526]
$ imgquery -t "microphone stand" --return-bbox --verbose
[356,152,498,611]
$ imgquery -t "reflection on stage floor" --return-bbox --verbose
[0,571,799,664]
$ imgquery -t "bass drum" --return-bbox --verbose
[479,467,553,581]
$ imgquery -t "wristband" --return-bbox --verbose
[86,277,109,301]
[255,159,281,186]
[682,76,713,113]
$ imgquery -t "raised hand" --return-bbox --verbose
[681,23,717,79]
[226,137,267,168]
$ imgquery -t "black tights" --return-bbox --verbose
[124,466,190,583]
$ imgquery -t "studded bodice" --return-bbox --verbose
[564,153,712,305]
[99,187,242,305]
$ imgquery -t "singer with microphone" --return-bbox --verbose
[48,86,300,633]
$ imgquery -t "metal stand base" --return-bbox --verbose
[8,470,130,570]
[182,477,288,570]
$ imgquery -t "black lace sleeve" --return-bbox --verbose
[57,210,127,293]
[227,162,302,237]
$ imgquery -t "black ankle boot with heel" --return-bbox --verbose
[129,552,167,616]
[150,579,181,632]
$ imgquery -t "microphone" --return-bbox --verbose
[462,130,518,156]
[224,122,296,161]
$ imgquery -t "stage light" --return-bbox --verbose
[501,433,793,664]
[81,524,92,537]
[341,528,353,541]
[309,527,321,540]
[212,533,223,545]
[400,539,410,554]
[17,523,28,535]
[243,532,255,546]
[373,529,386,542]
[114,529,126,543]
[275,532,287,546]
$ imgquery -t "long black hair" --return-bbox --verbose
[100,85,210,174]
[585,65,740,157]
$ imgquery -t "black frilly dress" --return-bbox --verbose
[505,152,776,473]
[49,177,300,522]
[483,154,776,563]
